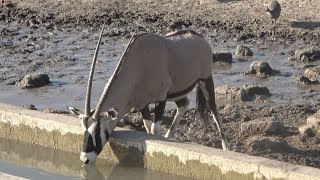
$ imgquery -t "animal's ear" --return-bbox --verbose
[107,108,118,120]
[67,107,83,117]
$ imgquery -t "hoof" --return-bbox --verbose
[164,130,175,139]
[222,140,231,151]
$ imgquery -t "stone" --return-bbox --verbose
[241,118,286,135]
[243,85,271,97]
[298,124,316,137]
[291,47,320,62]
[306,110,320,129]
[235,45,253,56]
[316,130,320,140]
[215,85,271,102]
[303,65,320,82]
[215,85,246,101]
[212,52,233,63]
[245,136,289,153]
[22,104,37,110]
[248,61,275,76]
[17,73,50,88]
[43,108,69,114]
[296,75,319,85]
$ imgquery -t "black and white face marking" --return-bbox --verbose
[68,107,118,164]
[80,117,110,164]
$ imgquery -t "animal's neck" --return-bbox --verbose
[94,58,138,121]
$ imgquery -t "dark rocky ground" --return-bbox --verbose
[1,0,320,168]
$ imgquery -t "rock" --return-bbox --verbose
[241,117,286,135]
[215,85,271,102]
[316,130,320,140]
[248,61,276,76]
[296,75,319,85]
[235,45,253,56]
[215,85,246,101]
[303,65,320,82]
[242,85,271,101]
[296,66,320,84]
[22,104,37,110]
[243,85,271,97]
[306,110,320,129]
[17,73,50,88]
[212,52,233,63]
[298,124,316,137]
[291,47,320,62]
[245,136,289,153]
[43,108,69,114]
[298,110,320,137]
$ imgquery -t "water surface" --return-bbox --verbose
[0,138,190,180]
[0,22,319,111]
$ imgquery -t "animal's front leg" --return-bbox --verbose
[151,101,166,135]
[165,97,189,138]
[141,106,152,133]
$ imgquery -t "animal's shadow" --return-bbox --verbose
[291,21,320,30]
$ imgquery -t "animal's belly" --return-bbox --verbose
[166,79,199,101]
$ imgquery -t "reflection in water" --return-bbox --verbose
[81,165,105,180]
[0,138,190,180]
[81,164,190,180]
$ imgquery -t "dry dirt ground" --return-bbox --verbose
[1,0,320,168]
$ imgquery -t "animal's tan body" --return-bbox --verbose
[94,31,212,119]
[69,28,229,164]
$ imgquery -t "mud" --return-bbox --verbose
[0,0,320,169]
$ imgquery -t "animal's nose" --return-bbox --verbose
[83,159,89,164]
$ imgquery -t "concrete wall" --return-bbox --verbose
[0,172,28,180]
[0,103,319,180]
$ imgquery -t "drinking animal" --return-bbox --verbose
[68,25,229,164]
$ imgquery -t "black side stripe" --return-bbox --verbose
[167,78,206,99]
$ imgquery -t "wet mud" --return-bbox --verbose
[0,0,320,169]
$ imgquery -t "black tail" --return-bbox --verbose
[196,85,208,119]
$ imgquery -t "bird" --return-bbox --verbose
[265,0,281,27]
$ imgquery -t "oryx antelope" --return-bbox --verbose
[68,25,230,164]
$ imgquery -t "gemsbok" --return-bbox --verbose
[68,24,230,164]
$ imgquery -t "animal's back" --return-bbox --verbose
[164,30,213,94]
[117,31,212,108]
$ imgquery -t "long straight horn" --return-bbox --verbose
[92,33,136,120]
[84,24,106,117]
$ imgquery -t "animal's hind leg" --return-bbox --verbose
[165,97,189,138]
[199,77,230,151]
[141,106,152,133]
[151,101,166,135]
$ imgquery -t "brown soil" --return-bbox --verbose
[2,0,320,43]
[1,0,320,169]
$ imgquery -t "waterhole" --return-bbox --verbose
[0,138,190,180]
